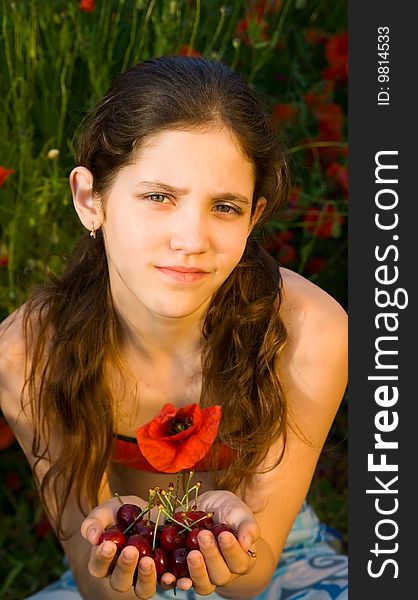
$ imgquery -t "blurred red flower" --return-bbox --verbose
[315,103,344,141]
[326,162,348,196]
[272,103,299,126]
[80,0,95,13]
[0,166,15,187]
[322,32,348,84]
[305,29,329,46]
[303,204,344,239]
[304,81,335,109]
[178,45,202,57]
[288,185,303,212]
[0,254,8,268]
[5,470,22,492]
[34,513,53,539]
[235,0,281,45]
[264,230,296,265]
[304,256,328,275]
[136,403,221,473]
[236,15,269,45]
[0,417,15,450]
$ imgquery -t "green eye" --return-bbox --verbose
[215,204,241,215]
[146,193,168,203]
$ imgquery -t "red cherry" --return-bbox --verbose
[168,547,190,579]
[151,547,169,578]
[159,525,186,552]
[177,510,213,527]
[134,520,156,544]
[185,527,203,551]
[117,503,142,529]
[125,534,151,557]
[211,523,236,541]
[98,526,126,551]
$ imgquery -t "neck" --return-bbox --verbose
[112,289,209,365]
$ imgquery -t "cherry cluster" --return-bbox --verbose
[99,474,236,580]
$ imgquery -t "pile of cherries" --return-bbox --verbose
[98,478,236,580]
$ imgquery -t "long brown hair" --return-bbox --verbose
[23,56,290,539]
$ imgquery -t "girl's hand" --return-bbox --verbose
[80,495,177,598]
[175,490,259,595]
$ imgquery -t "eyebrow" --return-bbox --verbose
[135,180,251,206]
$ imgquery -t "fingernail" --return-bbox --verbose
[188,554,201,567]
[123,547,137,561]
[140,561,152,574]
[102,542,114,557]
[87,526,98,544]
[199,534,212,548]
[218,532,233,546]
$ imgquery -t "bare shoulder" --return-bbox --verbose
[0,305,33,438]
[277,268,347,438]
[280,266,347,330]
[279,267,347,359]
[0,306,28,389]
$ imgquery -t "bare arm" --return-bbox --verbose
[211,281,348,598]
[0,310,156,600]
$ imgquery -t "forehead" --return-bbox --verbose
[126,126,255,184]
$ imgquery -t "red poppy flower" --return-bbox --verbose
[315,103,344,141]
[34,513,53,539]
[235,15,269,45]
[80,0,95,13]
[326,162,348,196]
[136,403,222,473]
[303,204,344,239]
[264,231,296,265]
[322,32,348,84]
[0,166,15,187]
[304,256,328,275]
[0,417,15,450]
[303,81,334,109]
[304,29,329,46]
[178,45,202,58]
[272,103,299,126]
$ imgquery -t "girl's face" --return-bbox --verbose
[99,127,266,321]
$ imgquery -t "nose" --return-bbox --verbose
[169,206,210,255]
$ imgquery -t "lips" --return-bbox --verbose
[156,266,209,273]
[155,266,209,283]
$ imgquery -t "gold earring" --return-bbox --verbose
[90,222,96,239]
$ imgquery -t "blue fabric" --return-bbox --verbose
[25,501,347,600]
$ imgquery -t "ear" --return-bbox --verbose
[248,197,267,235]
[69,166,103,233]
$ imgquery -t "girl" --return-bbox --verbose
[0,56,348,599]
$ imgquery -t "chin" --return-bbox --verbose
[150,298,211,320]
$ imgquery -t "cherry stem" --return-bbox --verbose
[152,505,163,552]
[162,507,192,531]
[194,481,202,505]
[178,511,213,534]
[114,492,124,506]
[156,490,171,514]
[122,506,149,536]
[147,489,157,525]
[161,488,173,513]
